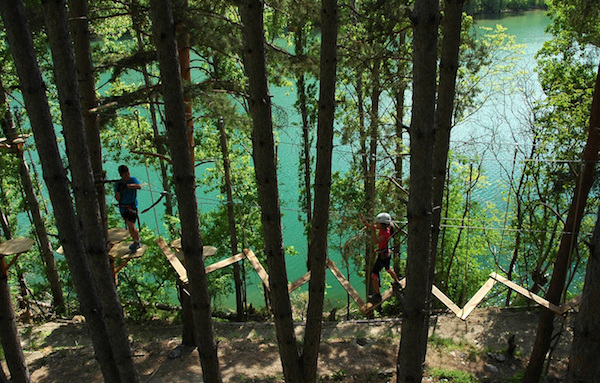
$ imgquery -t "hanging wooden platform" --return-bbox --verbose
[0,238,35,274]
[0,238,34,256]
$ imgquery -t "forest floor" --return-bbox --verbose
[7,307,573,382]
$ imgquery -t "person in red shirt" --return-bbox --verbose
[361,212,400,304]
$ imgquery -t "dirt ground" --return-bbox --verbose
[6,307,573,382]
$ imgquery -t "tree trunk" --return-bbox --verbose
[566,205,600,382]
[0,81,65,315]
[396,0,440,381]
[0,1,123,381]
[239,0,303,381]
[429,0,464,282]
[0,258,30,383]
[218,118,245,321]
[301,1,338,381]
[43,2,141,382]
[149,1,222,381]
[68,0,108,237]
[173,0,195,164]
[523,60,600,383]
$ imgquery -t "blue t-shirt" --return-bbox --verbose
[115,177,140,212]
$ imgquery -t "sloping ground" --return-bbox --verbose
[6,307,572,382]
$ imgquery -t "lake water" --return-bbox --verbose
[214,10,553,310]
[50,10,552,312]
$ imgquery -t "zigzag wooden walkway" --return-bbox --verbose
[157,238,579,319]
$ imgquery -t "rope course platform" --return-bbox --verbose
[0,238,35,276]
[156,238,581,319]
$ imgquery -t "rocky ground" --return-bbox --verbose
[6,307,573,382]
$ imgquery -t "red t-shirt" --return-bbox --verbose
[377,226,391,250]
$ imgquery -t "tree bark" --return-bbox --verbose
[429,0,464,282]
[301,1,338,381]
[42,2,140,381]
[218,118,245,321]
[0,1,122,381]
[524,60,600,383]
[239,0,303,381]
[0,258,30,383]
[149,1,222,381]
[396,0,440,381]
[0,81,65,315]
[68,0,108,237]
[567,205,600,382]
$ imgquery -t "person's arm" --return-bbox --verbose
[127,177,142,190]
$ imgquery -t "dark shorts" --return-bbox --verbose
[120,207,138,224]
[371,250,391,276]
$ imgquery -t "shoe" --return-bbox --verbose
[129,242,141,253]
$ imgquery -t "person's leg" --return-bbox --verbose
[371,273,380,294]
[126,219,140,242]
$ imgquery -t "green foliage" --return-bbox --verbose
[427,368,478,383]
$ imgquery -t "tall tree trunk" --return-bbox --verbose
[0,257,30,383]
[0,2,122,381]
[0,196,29,383]
[0,81,65,315]
[149,1,222,381]
[301,1,338,381]
[68,0,108,237]
[239,0,303,381]
[396,0,440,381]
[172,0,195,164]
[429,0,464,282]
[42,2,140,382]
[363,60,381,302]
[295,25,313,263]
[218,118,245,321]
[566,205,600,382]
[130,8,174,221]
[523,60,600,383]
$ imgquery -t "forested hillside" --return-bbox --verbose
[0,0,598,382]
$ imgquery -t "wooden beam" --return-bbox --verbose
[244,249,270,291]
[491,272,562,314]
[288,271,311,293]
[559,294,582,314]
[326,258,366,308]
[205,252,247,274]
[156,237,188,284]
[461,277,497,320]
[431,285,462,317]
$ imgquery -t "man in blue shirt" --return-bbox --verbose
[114,165,142,252]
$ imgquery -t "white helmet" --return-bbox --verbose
[375,212,392,225]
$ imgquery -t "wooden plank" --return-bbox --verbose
[491,272,562,314]
[170,238,217,257]
[244,249,270,291]
[107,228,130,243]
[108,242,146,260]
[326,258,365,308]
[431,285,462,317]
[0,238,34,256]
[361,278,406,314]
[559,294,582,314]
[205,252,247,274]
[288,271,311,293]
[461,277,497,320]
[156,238,188,284]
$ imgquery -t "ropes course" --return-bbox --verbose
[155,237,581,319]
